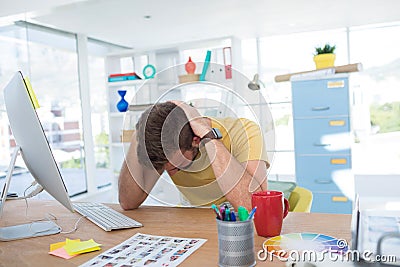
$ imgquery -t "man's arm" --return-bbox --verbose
[118,132,160,210]
[203,139,267,210]
[171,101,268,210]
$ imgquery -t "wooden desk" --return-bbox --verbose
[0,200,351,266]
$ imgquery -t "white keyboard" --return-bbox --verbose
[73,202,143,231]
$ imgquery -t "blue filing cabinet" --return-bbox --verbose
[291,74,353,214]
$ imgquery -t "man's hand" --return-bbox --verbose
[170,100,211,138]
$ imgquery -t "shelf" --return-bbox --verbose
[107,79,145,87]
[109,112,127,118]
[110,142,132,148]
[128,103,154,111]
[111,142,124,147]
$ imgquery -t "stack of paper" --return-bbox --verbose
[358,209,400,264]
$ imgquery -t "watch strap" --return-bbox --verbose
[201,128,222,145]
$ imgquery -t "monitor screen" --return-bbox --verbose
[1,71,74,214]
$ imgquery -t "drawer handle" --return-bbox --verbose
[332,196,348,202]
[315,179,333,184]
[311,106,330,111]
[331,158,347,164]
[329,120,345,126]
[313,143,331,147]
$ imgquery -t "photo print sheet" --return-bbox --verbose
[80,233,207,267]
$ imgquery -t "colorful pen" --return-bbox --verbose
[230,211,236,222]
[247,206,257,220]
[220,206,225,221]
[224,208,231,221]
[211,204,222,220]
[238,206,249,221]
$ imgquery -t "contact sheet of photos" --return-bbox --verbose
[80,233,207,267]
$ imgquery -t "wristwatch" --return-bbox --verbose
[201,128,222,145]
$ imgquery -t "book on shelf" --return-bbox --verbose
[108,72,142,82]
[109,72,137,77]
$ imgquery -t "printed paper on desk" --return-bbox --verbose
[80,233,207,267]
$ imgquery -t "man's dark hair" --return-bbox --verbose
[136,102,195,171]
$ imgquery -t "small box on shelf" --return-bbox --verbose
[121,130,135,143]
[178,74,200,83]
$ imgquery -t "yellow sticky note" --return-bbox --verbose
[64,239,102,256]
[49,247,78,259]
[23,77,40,109]
[72,246,101,254]
[50,238,80,252]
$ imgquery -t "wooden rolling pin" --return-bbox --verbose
[274,63,363,82]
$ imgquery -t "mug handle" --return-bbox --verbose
[283,198,289,218]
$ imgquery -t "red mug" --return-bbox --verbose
[251,190,289,237]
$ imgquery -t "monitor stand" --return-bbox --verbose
[0,146,61,241]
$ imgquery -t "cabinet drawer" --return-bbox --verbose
[292,78,349,118]
[311,192,352,214]
[294,117,351,154]
[295,155,352,192]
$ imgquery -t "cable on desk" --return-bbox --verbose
[59,215,86,234]
[16,183,86,235]
[28,212,86,235]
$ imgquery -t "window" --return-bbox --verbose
[350,22,400,174]
[0,22,86,197]
[87,39,130,189]
[257,28,348,180]
[245,24,400,177]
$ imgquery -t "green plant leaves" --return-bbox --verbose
[314,43,336,55]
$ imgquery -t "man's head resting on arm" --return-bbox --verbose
[136,102,200,175]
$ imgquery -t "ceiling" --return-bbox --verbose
[1,0,400,50]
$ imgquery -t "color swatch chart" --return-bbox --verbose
[263,232,348,259]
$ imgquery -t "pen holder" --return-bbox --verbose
[216,218,256,267]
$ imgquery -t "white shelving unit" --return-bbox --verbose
[105,48,183,204]
[103,38,266,206]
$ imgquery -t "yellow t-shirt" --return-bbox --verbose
[171,117,269,206]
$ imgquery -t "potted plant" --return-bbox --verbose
[313,43,336,69]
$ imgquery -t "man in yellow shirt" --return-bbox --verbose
[118,101,269,210]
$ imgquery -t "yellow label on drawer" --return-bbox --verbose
[331,158,347,164]
[329,120,346,126]
[327,80,345,88]
[332,196,348,202]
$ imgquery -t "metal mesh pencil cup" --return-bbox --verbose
[217,218,256,267]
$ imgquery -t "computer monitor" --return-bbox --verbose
[0,71,74,241]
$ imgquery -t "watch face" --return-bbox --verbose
[143,64,156,79]
[212,128,222,139]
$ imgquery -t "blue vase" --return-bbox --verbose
[116,90,128,112]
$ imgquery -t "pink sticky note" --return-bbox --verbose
[49,247,78,259]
